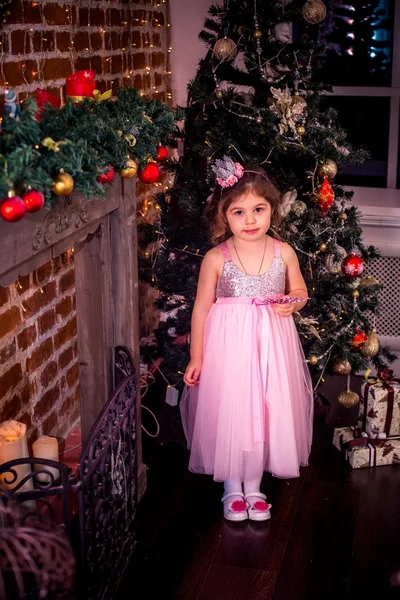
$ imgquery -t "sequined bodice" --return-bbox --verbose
[216,241,286,298]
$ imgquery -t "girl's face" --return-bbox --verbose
[225,192,272,242]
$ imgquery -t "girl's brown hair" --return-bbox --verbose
[205,165,281,245]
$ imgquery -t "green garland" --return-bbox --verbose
[0,87,182,205]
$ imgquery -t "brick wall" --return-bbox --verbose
[0,252,79,444]
[0,0,172,104]
[0,1,172,444]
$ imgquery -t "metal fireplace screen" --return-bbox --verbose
[0,346,138,600]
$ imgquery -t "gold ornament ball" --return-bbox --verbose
[331,357,352,376]
[213,37,237,62]
[119,159,138,178]
[337,389,360,409]
[309,355,319,366]
[292,93,307,108]
[319,242,327,252]
[292,200,307,216]
[215,89,223,99]
[302,0,327,25]
[351,289,360,299]
[339,212,348,221]
[253,29,263,39]
[317,159,338,180]
[297,125,306,136]
[360,328,380,358]
[328,312,337,320]
[52,172,74,196]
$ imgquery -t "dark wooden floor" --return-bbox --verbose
[120,377,400,600]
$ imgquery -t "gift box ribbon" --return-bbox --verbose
[340,426,400,467]
[362,369,398,435]
[93,89,112,102]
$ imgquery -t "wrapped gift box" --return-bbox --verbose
[333,426,400,469]
[66,70,96,101]
[358,369,400,437]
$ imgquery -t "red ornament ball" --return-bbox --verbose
[350,329,368,350]
[138,163,160,184]
[0,193,26,222]
[23,190,44,213]
[342,253,365,278]
[155,145,168,161]
[96,165,115,184]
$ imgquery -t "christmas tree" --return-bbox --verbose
[139,0,395,397]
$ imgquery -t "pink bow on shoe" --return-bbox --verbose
[245,493,272,522]
[222,492,249,522]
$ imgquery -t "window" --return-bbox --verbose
[295,0,400,205]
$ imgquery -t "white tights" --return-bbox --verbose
[223,476,263,501]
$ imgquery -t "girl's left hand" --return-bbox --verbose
[271,297,297,318]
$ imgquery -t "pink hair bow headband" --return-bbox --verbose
[211,156,244,188]
[211,156,269,189]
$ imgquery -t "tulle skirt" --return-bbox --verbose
[180,300,314,482]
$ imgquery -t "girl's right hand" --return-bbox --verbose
[184,359,202,387]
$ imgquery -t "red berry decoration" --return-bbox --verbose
[316,177,334,216]
[138,162,160,184]
[96,165,115,184]
[0,192,26,222]
[342,253,364,278]
[155,145,168,161]
[350,329,368,350]
[23,190,45,213]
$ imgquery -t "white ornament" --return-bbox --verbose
[325,246,347,274]
[279,189,297,217]
[274,22,291,43]
[337,145,350,157]
[332,141,350,157]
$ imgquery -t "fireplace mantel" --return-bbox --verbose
[0,180,121,286]
[0,178,146,497]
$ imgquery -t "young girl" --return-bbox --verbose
[180,157,313,522]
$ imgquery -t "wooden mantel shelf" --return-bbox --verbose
[0,177,147,498]
[0,179,121,287]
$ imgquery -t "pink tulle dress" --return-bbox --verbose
[180,238,314,482]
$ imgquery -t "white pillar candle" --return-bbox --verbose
[0,420,34,493]
[32,436,60,484]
